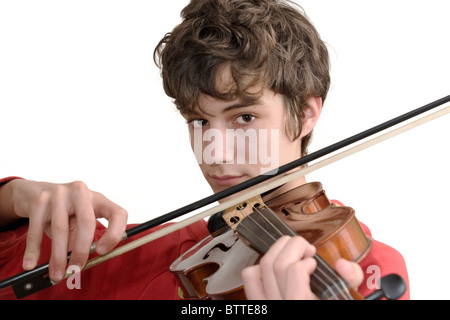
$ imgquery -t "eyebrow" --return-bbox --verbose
[183,99,264,119]
[222,99,264,113]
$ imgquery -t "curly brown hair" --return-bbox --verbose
[154,0,330,157]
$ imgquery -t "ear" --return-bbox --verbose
[300,96,322,138]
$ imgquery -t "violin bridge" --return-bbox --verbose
[222,195,265,230]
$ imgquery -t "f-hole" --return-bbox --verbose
[203,237,239,259]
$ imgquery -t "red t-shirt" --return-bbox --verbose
[0,177,409,299]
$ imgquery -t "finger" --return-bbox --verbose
[90,191,127,255]
[284,257,317,299]
[66,216,77,253]
[67,183,96,270]
[272,236,316,298]
[242,265,267,300]
[48,192,70,282]
[335,259,364,289]
[258,236,291,299]
[23,215,45,270]
[20,185,49,270]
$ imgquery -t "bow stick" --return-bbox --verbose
[1,94,449,298]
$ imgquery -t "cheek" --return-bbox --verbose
[277,133,301,166]
[197,162,209,177]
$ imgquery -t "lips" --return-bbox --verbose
[209,175,244,187]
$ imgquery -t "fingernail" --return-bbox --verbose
[52,270,63,282]
[23,257,36,270]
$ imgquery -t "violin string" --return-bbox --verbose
[233,201,279,248]
[234,202,332,297]
[241,201,352,300]
[314,255,352,300]
[240,201,326,295]
[246,203,348,300]
[245,201,297,237]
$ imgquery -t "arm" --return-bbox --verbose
[0,178,128,282]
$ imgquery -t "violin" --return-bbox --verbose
[170,182,371,300]
[1,95,448,299]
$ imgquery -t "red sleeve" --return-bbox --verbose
[0,219,210,300]
[0,222,29,299]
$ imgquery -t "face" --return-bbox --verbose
[183,66,321,200]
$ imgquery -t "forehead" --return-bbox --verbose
[183,63,264,117]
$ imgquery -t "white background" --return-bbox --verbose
[0,0,449,299]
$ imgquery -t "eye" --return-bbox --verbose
[236,114,255,124]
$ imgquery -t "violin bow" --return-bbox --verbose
[1,94,449,298]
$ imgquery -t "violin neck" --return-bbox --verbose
[234,206,355,300]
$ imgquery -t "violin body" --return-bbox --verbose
[170,182,372,300]
[170,229,258,299]
[265,182,372,267]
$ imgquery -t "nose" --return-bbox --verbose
[202,127,235,165]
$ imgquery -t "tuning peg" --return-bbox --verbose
[365,274,406,300]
